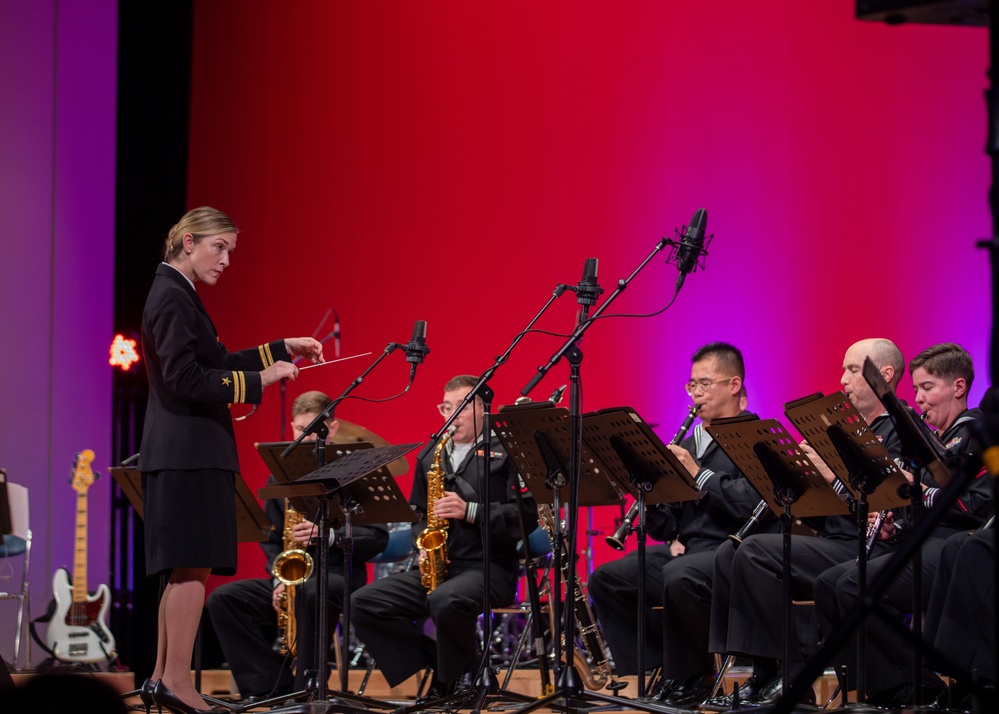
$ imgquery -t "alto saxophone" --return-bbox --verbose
[272,499,315,656]
[537,503,616,691]
[416,428,454,593]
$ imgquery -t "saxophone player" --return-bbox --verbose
[350,375,537,704]
[588,342,767,707]
[206,391,388,703]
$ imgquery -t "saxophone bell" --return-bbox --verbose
[271,547,315,586]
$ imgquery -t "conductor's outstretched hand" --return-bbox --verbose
[285,337,325,365]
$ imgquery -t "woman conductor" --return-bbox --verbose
[138,207,323,714]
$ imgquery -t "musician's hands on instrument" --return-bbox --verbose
[291,519,318,545]
[285,337,325,364]
[666,444,699,478]
[272,583,286,612]
[800,441,837,486]
[669,539,685,557]
[870,509,895,541]
[434,493,467,521]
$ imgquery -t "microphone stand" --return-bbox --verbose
[512,238,696,714]
[275,341,406,711]
[402,284,575,714]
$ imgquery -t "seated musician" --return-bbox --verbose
[206,391,388,703]
[707,338,907,709]
[588,342,767,707]
[349,375,537,703]
[814,342,991,709]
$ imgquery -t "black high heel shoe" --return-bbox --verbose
[138,678,159,714]
[151,680,224,714]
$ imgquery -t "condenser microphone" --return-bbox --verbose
[675,208,707,291]
[575,257,603,307]
[403,320,430,380]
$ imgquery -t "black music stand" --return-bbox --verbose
[774,357,975,714]
[492,404,701,714]
[706,417,850,701]
[260,443,419,714]
[110,466,272,704]
[784,391,910,702]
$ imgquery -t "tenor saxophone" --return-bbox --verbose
[416,428,454,593]
[272,499,315,656]
[537,503,616,691]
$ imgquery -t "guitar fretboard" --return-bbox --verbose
[73,488,88,603]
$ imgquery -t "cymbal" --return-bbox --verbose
[330,419,409,477]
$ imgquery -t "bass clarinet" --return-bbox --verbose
[537,503,619,690]
[605,404,700,550]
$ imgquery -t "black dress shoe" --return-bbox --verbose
[635,677,678,703]
[664,672,717,707]
[151,681,226,714]
[748,675,816,707]
[702,671,772,711]
[866,679,947,709]
[415,678,457,706]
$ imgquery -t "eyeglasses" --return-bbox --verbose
[684,377,734,395]
[437,403,457,417]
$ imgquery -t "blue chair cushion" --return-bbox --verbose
[0,535,26,558]
[369,527,413,563]
[517,526,551,559]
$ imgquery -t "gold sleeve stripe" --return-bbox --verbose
[233,371,246,403]
[258,343,276,367]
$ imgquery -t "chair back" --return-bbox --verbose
[517,525,551,560]
[0,483,28,559]
[369,522,414,564]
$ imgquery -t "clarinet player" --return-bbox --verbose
[588,342,766,707]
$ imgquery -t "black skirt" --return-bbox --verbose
[142,468,238,577]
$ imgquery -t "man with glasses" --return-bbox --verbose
[588,342,764,707]
[350,374,536,703]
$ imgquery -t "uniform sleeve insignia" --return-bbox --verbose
[258,343,276,367]
[222,376,232,386]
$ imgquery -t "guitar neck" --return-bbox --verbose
[73,488,88,602]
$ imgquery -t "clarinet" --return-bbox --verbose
[605,404,700,550]
[729,499,770,546]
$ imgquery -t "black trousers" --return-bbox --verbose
[661,550,717,680]
[349,564,516,687]
[814,536,945,696]
[206,569,358,695]
[711,534,865,670]
[587,545,672,676]
[926,531,995,683]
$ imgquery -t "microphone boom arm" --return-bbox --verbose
[521,235,674,397]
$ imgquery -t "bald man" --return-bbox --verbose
[705,338,908,708]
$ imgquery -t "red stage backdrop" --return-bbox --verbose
[184,1,991,582]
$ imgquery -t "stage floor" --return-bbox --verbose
[10,666,841,712]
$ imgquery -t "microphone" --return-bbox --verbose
[574,257,603,307]
[403,320,430,380]
[674,208,707,291]
[333,310,341,358]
